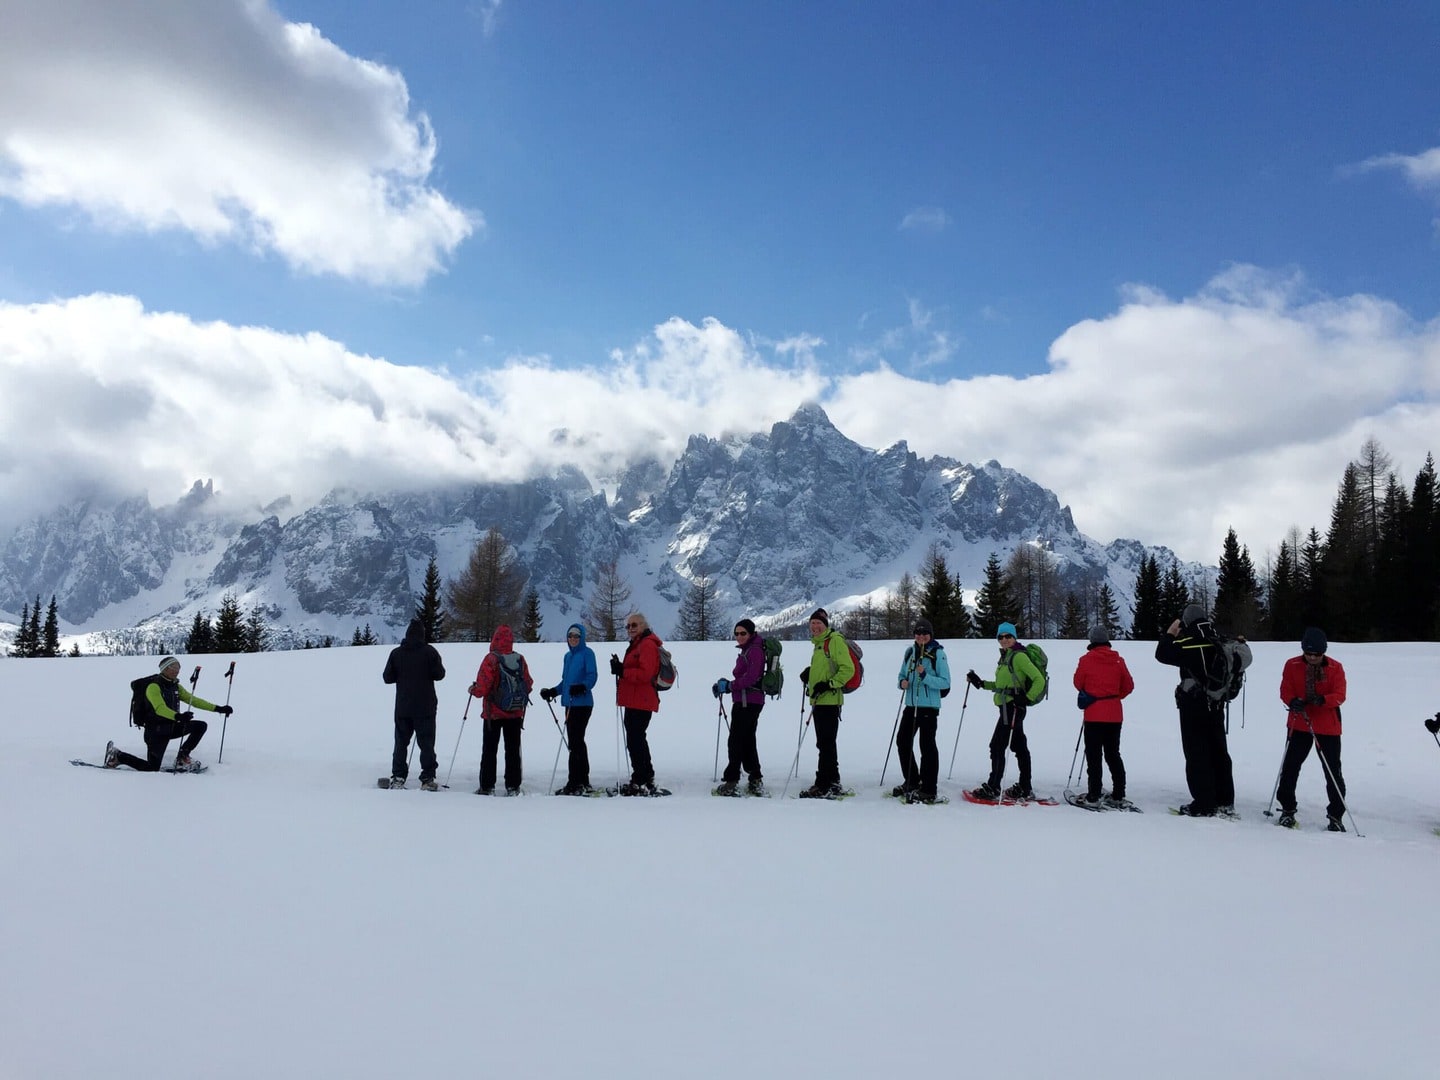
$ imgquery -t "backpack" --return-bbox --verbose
[1204,638,1253,704]
[757,635,784,698]
[1006,642,1049,704]
[652,643,677,692]
[488,652,530,712]
[129,675,160,728]
[822,633,864,693]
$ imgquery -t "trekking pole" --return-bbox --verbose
[179,664,200,772]
[1261,727,1293,818]
[616,705,625,787]
[217,661,235,763]
[546,699,569,792]
[781,706,812,800]
[879,684,906,788]
[712,698,729,782]
[1064,717,1085,791]
[946,682,971,779]
[1303,714,1363,837]
[442,695,473,789]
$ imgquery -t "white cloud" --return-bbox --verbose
[1358,145,1440,190]
[2,271,1438,563]
[0,0,476,286]
[899,206,952,233]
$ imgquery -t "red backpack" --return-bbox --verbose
[822,633,865,693]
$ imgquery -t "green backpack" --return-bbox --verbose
[757,635,784,698]
[1007,642,1049,704]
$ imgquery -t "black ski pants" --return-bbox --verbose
[811,704,842,789]
[986,702,1029,788]
[722,702,764,784]
[112,717,208,771]
[897,706,939,795]
[1277,730,1346,820]
[1083,720,1125,800]
[565,705,593,788]
[480,716,524,792]
[1177,697,1234,812]
[624,708,654,786]
[391,712,438,782]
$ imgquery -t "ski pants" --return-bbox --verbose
[986,703,1029,788]
[391,712,438,782]
[1082,720,1125,800]
[811,704,842,789]
[722,702,764,784]
[565,706,593,788]
[623,708,655,785]
[1177,697,1234,812]
[112,717,208,771]
[480,716,524,791]
[1277,730,1346,820]
[897,706,939,795]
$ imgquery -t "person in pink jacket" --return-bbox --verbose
[1072,625,1135,807]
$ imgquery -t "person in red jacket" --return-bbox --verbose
[1071,625,1136,808]
[1276,627,1348,831]
[609,611,665,796]
[468,624,533,795]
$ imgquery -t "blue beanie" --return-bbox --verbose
[996,622,1017,639]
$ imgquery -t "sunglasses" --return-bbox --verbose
[998,634,1015,641]
[734,629,749,637]
[567,632,581,639]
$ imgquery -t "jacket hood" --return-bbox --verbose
[403,618,427,647]
[489,625,514,653]
[567,623,587,650]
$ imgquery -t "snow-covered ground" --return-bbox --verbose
[3,638,1438,1079]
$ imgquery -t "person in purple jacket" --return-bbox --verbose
[712,618,767,796]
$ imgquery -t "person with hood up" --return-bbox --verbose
[540,623,598,795]
[1276,627,1349,831]
[468,624,533,795]
[379,617,446,790]
[1071,625,1135,808]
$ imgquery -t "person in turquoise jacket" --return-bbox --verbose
[893,618,951,803]
[799,608,855,798]
[964,621,1046,800]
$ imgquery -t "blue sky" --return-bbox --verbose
[2,0,1439,562]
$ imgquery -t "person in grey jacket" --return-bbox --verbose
[892,619,951,803]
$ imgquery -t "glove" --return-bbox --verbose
[609,656,624,677]
[214,705,233,716]
[1426,715,1440,735]
[712,678,731,699]
[1287,697,1306,713]
[799,666,810,685]
[809,681,837,699]
[539,687,557,702]
[568,684,585,697]
[176,710,195,722]
[1305,692,1324,706]
[966,670,983,689]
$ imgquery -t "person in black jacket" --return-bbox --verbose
[1154,604,1234,817]
[381,618,446,790]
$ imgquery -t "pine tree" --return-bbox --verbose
[244,606,269,652]
[1355,437,1393,576]
[415,555,445,643]
[583,560,632,643]
[974,552,1018,638]
[950,571,977,638]
[25,597,41,657]
[1129,554,1163,640]
[1214,528,1263,638]
[185,611,215,654]
[41,595,60,658]
[213,594,247,652]
[918,545,958,636]
[10,601,32,657]
[1058,592,1087,639]
[675,574,725,640]
[1373,475,1411,639]
[519,587,543,643]
[1320,464,1369,639]
[444,527,527,642]
[1298,527,1326,628]
[352,624,378,646]
[1160,560,1192,625]
[1266,538,1304,641]
[1095,582,1122,640]
[1404,453,1439,638]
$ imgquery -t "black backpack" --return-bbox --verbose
[129,675,161,728]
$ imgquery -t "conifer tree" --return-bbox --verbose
[1404,454,1439,638]
[415,555,445,643]
[675,574,724,640]
[244,606,270,652]
[1214,528,1263,638]
[1320,464,1369,638]
[951,572,977,638]
[1058,592,1087,639]
[10,601,32,657]
[882,573,918,638]
[1004,546,1060,637]
[213,594,247,653]
[1129,554,1163,640]
[41,595,60,658]
[1298,527,1326,627]
[583,560,632,642]
[1095,582,1122,640]
[185,611,215,654]
[351,624,378,646]
[1159,560,1192,624]
[519,587,543,643]
[445,527,527,642]
[974,552,1018,638]
[1373,475,1411,639]
[1265,538,1304,641]
[25,597,41,657]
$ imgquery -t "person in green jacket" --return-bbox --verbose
[965,622,1045,800]
[798,608,855,798]
[104,656,232,772]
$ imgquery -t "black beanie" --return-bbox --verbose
[1301,627,1327,655]
[913,618,934,635]
[734,618,757,636]
[809,608,829,626]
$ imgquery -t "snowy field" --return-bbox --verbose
[2,637,1438,1079]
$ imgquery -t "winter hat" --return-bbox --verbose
[1300,627,1328,655]
[913,618,934,636]
[996,621,1017,639]
[1182,603,1207,627]
[1087,625,1110,646]
[809,608,830,626]
[734,618,757,636]
[158,656,180,673]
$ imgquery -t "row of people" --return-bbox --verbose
[102,609,1356,826]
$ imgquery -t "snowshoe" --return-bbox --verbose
[967,781,1001,802]
[713,781,740,797]
[378,776,404,789]
[104,741,119,769]
[1326,816,1346,833]
[745,779,768,798]
[420,778,439,792]
[1003,782,1034,800]
[1276,811,1298,828]
[903,790,947,805]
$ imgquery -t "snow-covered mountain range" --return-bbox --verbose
[0,405,1204,650]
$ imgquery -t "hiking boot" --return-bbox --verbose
[1103,793,1132,810]
[504,787,522,797]
[1075,791,1102,806]
[904,790,940,805]
[1326,816,1346,833]
[1276,811,1298,828]
[1175,802,1216,818]
[891,783,914,799]
[797,784,828,799]
[475,786,494,796]
[713,781,739,796]
[968,781,1001,800]
[104,741,119,768]
[387,776,406,789]
[174,755,204,773]
[420,778,439,792]
[1003,782,1033,800]
[747,778,766,796]
[1217,804,1240,820]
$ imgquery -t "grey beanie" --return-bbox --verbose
[158,655,180,673]
[1087,625,1110,646]
[1182,603,1207,627]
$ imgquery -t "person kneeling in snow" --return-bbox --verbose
[104,656,232,772]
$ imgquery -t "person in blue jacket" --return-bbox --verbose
[893,619,952,803]
[540,623,599,794]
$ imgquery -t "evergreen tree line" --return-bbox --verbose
[8,595,69,657]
